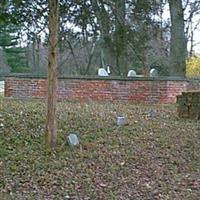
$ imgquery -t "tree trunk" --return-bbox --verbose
[169,0,187,77]
[115,0,127,76]
[45,0,59,151]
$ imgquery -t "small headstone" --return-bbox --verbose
[67,133,79,146]
[98,68,109,76]
[106,65,111,75]
[147,110,156,118]
[150,68,158,77]
[127,70,137,77]
[117,116,126,126]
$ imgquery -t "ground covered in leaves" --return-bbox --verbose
[0,98,200,200]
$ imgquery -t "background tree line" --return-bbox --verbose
[0,0,200,77]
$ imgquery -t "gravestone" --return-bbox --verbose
[98,68,109,76]
[106,65,111,75]
[127,70,137,77]
[150,68,158,77]
[117,116,126,126]
[147,110,156,118]
[67,133,79,146]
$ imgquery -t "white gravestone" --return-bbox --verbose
[67,133,79,146]
[117,116,126,126]
[98,68,109,76]
[150,68,158,77]
[106,66,111,75]
[127,70,137,77]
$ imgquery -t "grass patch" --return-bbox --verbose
[0,98,200,199]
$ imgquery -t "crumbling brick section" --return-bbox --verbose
[177,91,200,119]
[4,77,200,104]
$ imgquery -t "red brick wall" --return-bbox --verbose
[4,77,200,104]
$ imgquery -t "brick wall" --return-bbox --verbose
[4,77,200,104]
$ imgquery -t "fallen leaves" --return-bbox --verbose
[0,98,200,199]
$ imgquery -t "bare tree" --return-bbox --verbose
[45,0,59,151]
[184,0,200,57]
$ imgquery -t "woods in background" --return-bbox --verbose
[0,0,200,77]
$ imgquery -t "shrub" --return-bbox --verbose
[186,55,200,77]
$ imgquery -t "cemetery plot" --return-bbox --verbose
[0,99,200,199]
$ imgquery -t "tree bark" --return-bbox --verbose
[45,0,59,151]
[115,0,127,76]
[169,0,187,77]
